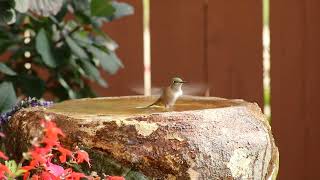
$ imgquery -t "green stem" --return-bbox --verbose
[54,26,81,45]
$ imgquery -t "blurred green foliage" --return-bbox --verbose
[0,0,133,112]
[263,0,269,25]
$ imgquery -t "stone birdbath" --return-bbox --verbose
[4,96,279,179]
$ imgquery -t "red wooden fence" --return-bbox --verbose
[207,0,263,107]
[271,0,320,179]
[96,0,320,179]
[151,0,263,106]
[150,0,207,95]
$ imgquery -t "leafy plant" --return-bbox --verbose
[0,0,134,112]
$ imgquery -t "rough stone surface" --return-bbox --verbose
[4,96,279,180]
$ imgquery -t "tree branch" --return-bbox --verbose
[54,26,81,46]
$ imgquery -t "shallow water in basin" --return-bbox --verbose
[49,96,243,116]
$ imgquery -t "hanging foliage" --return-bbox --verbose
[0,0,134,112]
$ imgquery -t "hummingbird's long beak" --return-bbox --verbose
[181,81,187,83]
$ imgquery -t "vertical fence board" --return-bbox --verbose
[304,2,320,178]
[206,0,263,107]
[150,0,207,94]
[92,0,144,96]
[271,0,320,179]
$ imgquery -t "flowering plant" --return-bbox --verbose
[0,97,53,125]
[0,118,124,180]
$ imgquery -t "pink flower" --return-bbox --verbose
[0,132,5,137]
[47,161,64,177]
[0,151,8,160]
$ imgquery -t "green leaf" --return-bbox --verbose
[94,35,118,51]
[28,0,64,16]
[0,9,16,25]
[66,36,89,59]
[87,46,123,75]
[91,0,115,17]
[0,63,17,76]
[78,84,97,97]
[72,31,93,46]
[72,0,90,12]
[0,1,16,24]
[0,81,17,113]
[53,44,71,66]
[14,169,26,177]
[36,28,58,68]
[111,1,134,19]
[15,0,29,13]
[5,160,26,178]
[16,75,46,98]
[80,60,107,87]
[5,160,17,173]
[57,75,77,99]
[74,10,92,25]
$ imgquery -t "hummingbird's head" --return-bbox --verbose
[171,77,187,84]
[171,77,187,90]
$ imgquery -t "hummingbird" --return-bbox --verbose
[147,77,187,109]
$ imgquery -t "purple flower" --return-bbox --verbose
[0,97,54,125]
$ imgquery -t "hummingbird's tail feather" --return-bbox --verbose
[134,98,162,109]
[147,97,162,107]
[135,106,149,109]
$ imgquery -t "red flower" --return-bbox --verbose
[75,150,90,166]
[42,120,65,141]
[66,171,87,180]
[30,150,47,165]
[39,171,59,180]
[38,120,65,150]
[106,176,125,180]
[42,137,59,149]
[3,118,126,179]
[33,147,52,158]
[57,146,72,163]
[23,171,30,180]
[0,163,11,178]
[22,165,34,171]
[0,151,8,160]
[31,175,40,180]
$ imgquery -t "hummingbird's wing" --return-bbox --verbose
[130,83,208,96]
[130,86,162,95]
[182,83,208,96]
